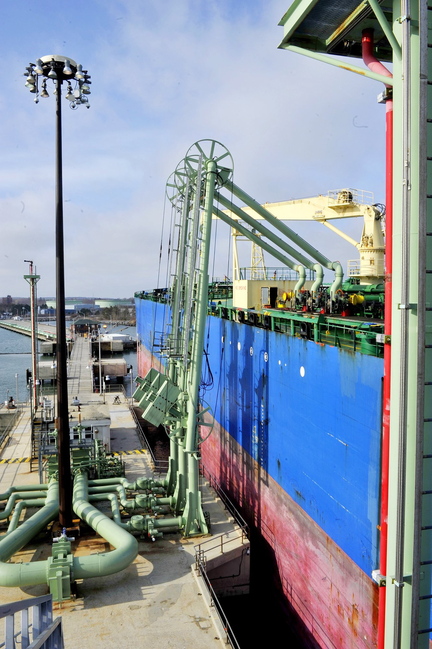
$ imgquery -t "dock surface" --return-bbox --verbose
[0,336,242,648]
[0,319,57,341]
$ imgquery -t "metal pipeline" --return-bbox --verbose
[311,263,324,295]
[0,481,59,588]
[0,484,48,501]
[88,476,164,491]
[212,204,305,274]
[215,190,318,271]
[215,190,325,295]
[89,493,129,529]
[72,471,138,578]
[294,265,306,293]
[88,492,176,534]
[0,491,48,521]
[224,179,334,269]
[88,482,170,511]
[1,498,48,537]
[329,262,344,297]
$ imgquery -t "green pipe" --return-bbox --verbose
[88,476,164,491]
[72,472,138,578]
[215,190,317,270]
[181,158,215,535]
[0,492,48,520]
[330,262,344,298]
[0,484,48,501]
[213,204,301,272]
[89,484,137,510]
[1,499,47,537]
[0,481,59,588]
[128,514,182,535]
[311,263,324,294]
[225,179,334,268]
[88,477,137,490]
[88,493,129,529]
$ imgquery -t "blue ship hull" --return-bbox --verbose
[136,295,384,648]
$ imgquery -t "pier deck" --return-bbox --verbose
[0,337,241,648]
[0,319,58,342]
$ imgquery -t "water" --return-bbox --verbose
[107,324,138,396]
[0,327,33,405]
[0,323,138,404]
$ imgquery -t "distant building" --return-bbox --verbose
[95,299,134,309]
[45,301,101,314]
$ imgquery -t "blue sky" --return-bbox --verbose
[1,0,386,299]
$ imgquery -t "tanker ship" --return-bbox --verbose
[135,141,386,649]
[134,2,432,648]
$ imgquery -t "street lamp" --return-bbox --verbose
[24,55,91,528]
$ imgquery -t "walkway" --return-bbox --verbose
[0,320,57,341]
[0,336,241,649]
[67,336,93,396]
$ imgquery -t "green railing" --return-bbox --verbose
[211,304,384,358]
[135,292,385,359]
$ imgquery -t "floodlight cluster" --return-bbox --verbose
[24,56,91,109]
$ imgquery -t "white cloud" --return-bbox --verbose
[0,0,386,298]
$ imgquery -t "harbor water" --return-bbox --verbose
[0,323,137,405]
[0,326,32,405]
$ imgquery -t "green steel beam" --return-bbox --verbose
[172,160,203,514]
[212,204,305,271]
[181,158,217,536]
[279,43,395,85]
[278,1,431,648]
[366,0,401,58]
[385,4,427,648]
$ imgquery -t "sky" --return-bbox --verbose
[0,0,387,300]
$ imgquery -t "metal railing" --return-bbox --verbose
[194,560,241,649]
[200,466,249,539]
[0,406,22,454]
[0,595,64,649]
[193,468,250,648]
[238,266,314,281]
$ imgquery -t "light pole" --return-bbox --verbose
[24,55,91,527]
[24,260,40,409]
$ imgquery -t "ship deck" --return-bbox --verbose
[0,336,241,648]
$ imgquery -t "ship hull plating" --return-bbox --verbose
[136,297,383,648]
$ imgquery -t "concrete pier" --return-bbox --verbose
[0,319,58,341]
[0,336,246,649]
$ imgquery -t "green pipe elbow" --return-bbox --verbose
[311,263,324,295]
[73,473,138,579]
[88,477,138,490]
[294,265,306,293]
[88,493,130,529]
[0,482,59,588]
[3,499,48,536]
[0,492,48,520]
[330,262,344,297]
[88,484,136,510]
[0,484,48,502]
[0,482,58,562]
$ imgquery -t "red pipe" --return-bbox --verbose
[362,28,392,649]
